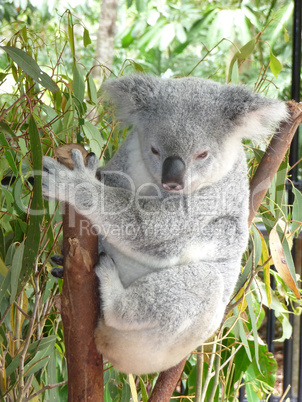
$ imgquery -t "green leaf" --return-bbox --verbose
[135,0,146,12]
[24,337,56,376]
[251,225,262,268]
[284,28,289,42]
[269,51,282,78]
[0,257,8,277]
[248,343,277,392]
[138,377,148,402]
[227,38,257,82]
[83,27,91,47]
[292,185,302,235]
[0,72,8,81]
[68,14,75,61]
[6,335,57,377]
[82,121,103,158]
[87,75,98,105]
[245,367,261,402]
[73,64,85,104]
[10,241,25,303]
[0,46,59,93]
[46,351,58,401]
[230,59,239,84]
[246,292,261,374]
[232,345,252,386]
[121,380,132,402]
[233,306,252,362]
[0,270,11,305]
[0,123,18,176]
[270,160,287,219]
[19,116,43,292]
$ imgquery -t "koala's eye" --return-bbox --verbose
[151,147,160,156]
[196,151,208,160]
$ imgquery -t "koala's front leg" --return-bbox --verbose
[42,150,100,212]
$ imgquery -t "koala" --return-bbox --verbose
[42,75,288,375]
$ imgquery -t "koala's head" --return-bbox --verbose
[104,75,288,194]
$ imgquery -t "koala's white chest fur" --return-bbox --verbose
[180,242,218,264]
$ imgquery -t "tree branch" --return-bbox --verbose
[55,145,103,402]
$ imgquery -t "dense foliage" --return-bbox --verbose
[0,0,301,400]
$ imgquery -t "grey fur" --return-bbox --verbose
[42,75,288,375]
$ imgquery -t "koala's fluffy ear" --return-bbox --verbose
[221,85,289,142]
[103,75,159,126]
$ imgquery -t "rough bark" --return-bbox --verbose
[147,359,187,402]
[148,100,302,402]
[55,145,103,402]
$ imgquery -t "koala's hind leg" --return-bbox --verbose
[95,253,225,336]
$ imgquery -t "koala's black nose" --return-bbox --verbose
[162,156,185,191]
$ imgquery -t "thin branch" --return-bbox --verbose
[208,343,221,402]
[199,338,217,402]
[17,272,40,402]
[195,346,203,402]
[25,380,68,401]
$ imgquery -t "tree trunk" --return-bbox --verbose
[92,0,119,79]
[55,146,103,402]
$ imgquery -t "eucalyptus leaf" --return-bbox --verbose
[87,75,98,105]
[0,46,59,93]
[292,186,302,235]
[10,241,25,303]
[0,123,18,176]
[269,52,282,78]
[83,28,91,47]
[20,116,43,292]
[73,64,85,104]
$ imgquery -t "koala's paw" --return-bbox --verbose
[95,253,124,297]
[42,157,72,201]
[42,150,99,202]
[71,149,99,177]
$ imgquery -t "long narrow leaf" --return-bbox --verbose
[0,123,18,176]
[292,186,302,235]
[246,292,261,374]
[19,116,43,291]
[269,221,300,299]
[10,241,25,303]
[0,46,59,93]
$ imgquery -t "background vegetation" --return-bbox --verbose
[0,0,301,400]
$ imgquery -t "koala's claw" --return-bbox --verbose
[51,267,64,279]
[70,149,99,175]
[86,152,99,172]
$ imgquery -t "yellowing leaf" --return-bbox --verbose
[0,257,8,277]
[259,230,272,308]
[284,28,289,43]
[270,52,282,78]
[269,222,300,299]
